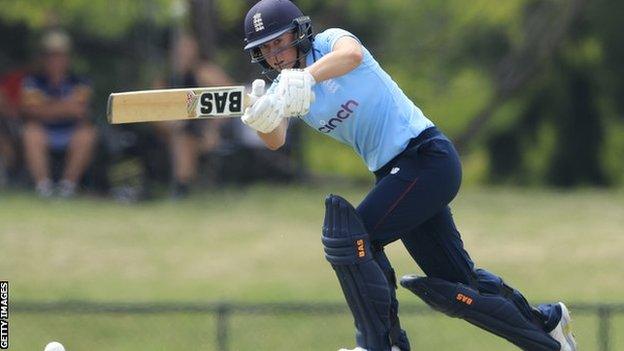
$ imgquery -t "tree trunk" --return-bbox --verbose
[189,0,218,61]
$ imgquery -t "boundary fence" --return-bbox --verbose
[13,301,624,351]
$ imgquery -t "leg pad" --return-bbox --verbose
[323,194,393,351]
[400,273,560,351]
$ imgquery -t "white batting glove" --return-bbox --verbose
[247,79,266,105]
[241,79,285,134]
[275,69,315,117]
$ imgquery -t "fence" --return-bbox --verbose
[13,301,624,351]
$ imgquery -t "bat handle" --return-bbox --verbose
[247,79,266,106]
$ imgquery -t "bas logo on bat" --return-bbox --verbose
[195,91,243,116]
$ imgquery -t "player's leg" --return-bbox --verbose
[22,121,52,196]
[371,247,411,351]
[61,123,97,196]
[358,136,571,350]
[399,208,563,350]
[399,207,475,284]
[170,122,200,197]
[330,244,408,351]
[351,137,465,350]
[0,121,16,184]
[336,245,409,351]
[322,194,394,351]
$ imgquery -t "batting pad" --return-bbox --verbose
[400,274,561,351]
[322,194,393,351]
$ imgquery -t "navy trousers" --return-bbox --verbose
[356,127,557,333]
[357,127,471,282]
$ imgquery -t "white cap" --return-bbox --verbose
[41,31,72,53]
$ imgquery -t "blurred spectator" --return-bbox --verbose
[0,66,29,186]
[21,30,97,197]
[153,33,233,198]
[0,91,14,186]
[223,117,304,184]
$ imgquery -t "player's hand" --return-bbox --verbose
[242,80,285,134]
[275,69,315,117]
[247,79,266,105]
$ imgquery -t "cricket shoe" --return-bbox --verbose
[338,347,402,351]
[548,302,577,351]
[36,179,54,198]
[57,179,77,198]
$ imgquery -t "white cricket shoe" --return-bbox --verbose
[548,302,578,351]
[338,347,401,351]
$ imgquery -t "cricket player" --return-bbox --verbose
[241,1,577,350]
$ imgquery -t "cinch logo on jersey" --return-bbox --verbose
[253,13,264,32]
[318,100,359,133]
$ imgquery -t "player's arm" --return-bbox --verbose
[305,36,363,83]
[22,85,91,121]
[21,92,75,121]
[256,118,288,150]
[196,62,235,86]
[67,85,92,119]
[275,36,363,118]
[242,79,289,150]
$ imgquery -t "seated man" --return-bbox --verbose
[152,34,231,198]
[21,30,97,197]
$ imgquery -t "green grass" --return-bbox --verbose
[9,311,610,351]
[1,185,623,350]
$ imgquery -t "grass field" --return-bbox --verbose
[1,184,623,350]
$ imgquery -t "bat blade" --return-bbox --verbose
[107,86,248,124]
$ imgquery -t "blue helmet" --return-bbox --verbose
[243,0,313,70]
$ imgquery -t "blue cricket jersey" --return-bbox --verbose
[285,28,435,171]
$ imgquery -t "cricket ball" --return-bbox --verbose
[44,341,66,351]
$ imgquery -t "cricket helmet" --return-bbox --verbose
[243,0,313,70]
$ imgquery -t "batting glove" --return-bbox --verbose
[241,79,285,134]
[276,69,315,117]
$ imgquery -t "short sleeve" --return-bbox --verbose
[314,28,361,55]
[70,75,93,101]
[73,75,92,88]
[22,76,40,91]
[21,76,46,106]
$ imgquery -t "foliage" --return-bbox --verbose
[0,0,622,186]
[484,0,624,187]
[0,0,176,38]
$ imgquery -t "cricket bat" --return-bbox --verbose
[107,86,249,124]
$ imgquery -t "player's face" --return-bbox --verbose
[259,31,299,71]
[44,51,70,77]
